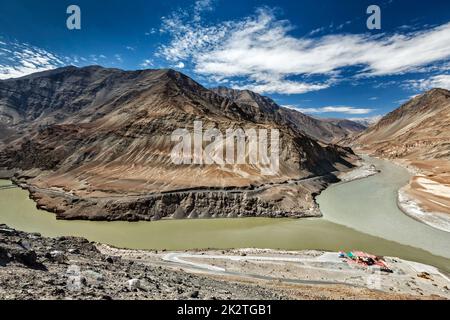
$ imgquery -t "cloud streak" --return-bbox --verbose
[0,40,64,80]
[158,7,450,95]
[406,74,450,91]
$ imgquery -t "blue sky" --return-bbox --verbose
[1,0,450,120]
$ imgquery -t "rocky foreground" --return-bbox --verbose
[0,224,287,300]
[1,224,447,300]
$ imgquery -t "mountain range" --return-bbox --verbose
[212,87,367,143]
[0,66,358,221]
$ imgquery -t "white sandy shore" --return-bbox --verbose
[354,153,450,233]
[338,160,380,182]
[388,159,450,233]
[398,187,450,233]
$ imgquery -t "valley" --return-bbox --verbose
[354,88,450,232]
[1,156,449,272]
[1,67,449,300]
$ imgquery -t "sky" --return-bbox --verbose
[0,0,450,120]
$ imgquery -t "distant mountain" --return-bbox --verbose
[0,66,355,221]
[348,116,382,128]
[212,86,280,115]
[212,87,366,143]
[356,88,450,160]
[321,118,368,135]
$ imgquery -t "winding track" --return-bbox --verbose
[162,251,368,287]
[162,251,450,288]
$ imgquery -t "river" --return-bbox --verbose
[0,157,449,272]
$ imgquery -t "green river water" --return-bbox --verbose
[0,157,449,272]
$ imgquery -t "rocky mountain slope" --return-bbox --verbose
[0,224,288,300]
[354,88,450,230]
[0,66,356,221]
[356,88,450,160]
[212,87,366,143]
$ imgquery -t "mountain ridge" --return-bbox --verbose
[0,66,357,221]
[211,87,367,144]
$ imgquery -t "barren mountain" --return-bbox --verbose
[0,66,356,221]
[355,88,450,230]
[322,118,367,133]
[319,118,367,141]
[348,116,382,128]
[212,87,366,143]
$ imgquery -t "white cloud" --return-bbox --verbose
[173,61,185,69]
[157,7,450,94]
[406,74,450,91]
[114,54,123,63]
[145,28,157,36]
[62,54,102,66]
[296,106,374,115]
[0,41,63,79]
[140,59,153,68]
[235,78,329,94]
[308,27,325,36]
[193,0,214,22]
[349,115,383,126]
[336,20,352,30]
